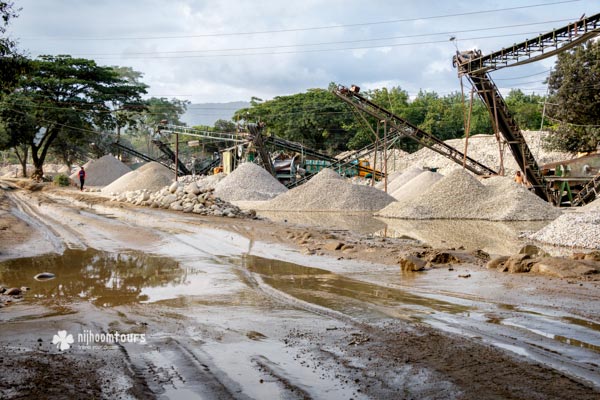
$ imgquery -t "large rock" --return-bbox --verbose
[531,257,600,278]
[398,255,427,272]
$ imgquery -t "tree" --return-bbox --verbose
[10,55,147,179]
[505,89,544,131]
[234,88,353,152]
[0,91,36,176]
[545,40,600,152]
[0,1,28,93]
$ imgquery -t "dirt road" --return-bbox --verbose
[1,184,599,399]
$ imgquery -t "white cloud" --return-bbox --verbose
[8,0,596,102]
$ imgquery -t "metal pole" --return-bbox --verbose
[175,132,179,182]
[383,119,388,193]
[463,88,474,169]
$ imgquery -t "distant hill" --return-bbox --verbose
[181,101,250,127]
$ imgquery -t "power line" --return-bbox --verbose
[50,19,574,57]
[76,30,573,60]
[20,1,580,41]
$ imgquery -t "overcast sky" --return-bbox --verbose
[6,0,599,108]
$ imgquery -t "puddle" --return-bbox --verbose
[243,255,470,319]
[258,211,386,234]
[0,248,186,307]
[376,218,549,255]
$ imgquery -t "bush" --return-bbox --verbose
[53,174,70,186]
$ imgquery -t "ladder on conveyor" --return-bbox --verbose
[112,142,179,173]
[151,139,191,176]
[572,172,600,206]
[331,85,497,177]
[454,12,600,203]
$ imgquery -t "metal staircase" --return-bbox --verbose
[332,85,497,177]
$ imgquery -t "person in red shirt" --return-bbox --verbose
[78,166,86,191]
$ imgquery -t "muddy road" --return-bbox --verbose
[1,185,599,399]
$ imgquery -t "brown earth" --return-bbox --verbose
[1,180,599,399]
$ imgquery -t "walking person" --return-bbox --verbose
[78,166,86,191]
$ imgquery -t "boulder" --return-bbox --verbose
[531,257,600,278]
[487,256,509,270]
[399,255,427,272]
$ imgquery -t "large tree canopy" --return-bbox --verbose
[545,40,600,152]
[0,1,28,93]
[1,55,147,178]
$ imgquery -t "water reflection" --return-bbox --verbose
[376,218,549,255]
[243,255,470,318]
[258,211,386,234]
[0,249,185,307]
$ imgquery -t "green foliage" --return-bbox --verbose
[545,41,600,152]
[53,174,70,186]
[234,88,351,152]
[505,89,544,130]
[1,55,147,178]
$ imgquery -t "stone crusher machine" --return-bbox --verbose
[246,122,386,187]
[453,12,600,206]
[155,123,246,176]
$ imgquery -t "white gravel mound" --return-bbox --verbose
[378,169,561,221]
[391,171,443,202]
[257,168,395,212]
[396,131,573,175]
[383,166,425,194]
[214,162,287,201]
[102,162,173,194]
[529,211,600,249]
[70,155,131,186]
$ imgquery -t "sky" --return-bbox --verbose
[6,0,599,109]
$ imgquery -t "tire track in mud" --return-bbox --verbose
[236,255,600,399]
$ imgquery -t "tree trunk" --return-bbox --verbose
[14,145,28,178]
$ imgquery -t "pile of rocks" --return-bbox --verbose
[70,155,131,186]
[394,131,572,175]
[214,162,287,201]
[257,168,395,212]
[102,162,173,194]
[377,169,562,221]
[529,210,600,249]
[110,180,255,219]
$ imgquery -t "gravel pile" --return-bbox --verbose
[175,173,226,191]
[257,168,395,212]
[395,131,573,175]
[214,162,287,201]
[68,155,131,186]
[365,149,409,173]
[379,166,424,193]
[529,211,600,249]
[102,162,173,194]
[377,169,561,221]
[109,181,255,219]
[391,171,443,202]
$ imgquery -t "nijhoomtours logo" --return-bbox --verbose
[51,329,146,351]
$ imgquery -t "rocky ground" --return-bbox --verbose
[1,179,599,399]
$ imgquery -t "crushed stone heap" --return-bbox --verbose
[395,131,573,175]
[529,199,600,249]
[109,180,255,219]
[102,162,173,194]
[377,168,562,221]
[214,162,287,201]
[69,155,131,186]
[530,212,600,249]
[391,171,443,202]
[257,168,395,212]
